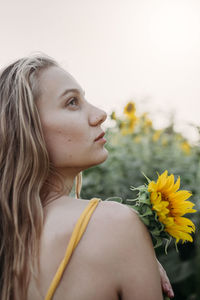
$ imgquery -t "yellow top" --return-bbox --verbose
[44,198,101,300]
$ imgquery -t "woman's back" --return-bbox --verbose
[27,197,162,300]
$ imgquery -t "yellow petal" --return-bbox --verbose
[175,216,195,228]
[150,192,160,203]
[166,226,193,243]
[169,190,192,202]
[171,176,180,193]
[163,217,174,227]
[157,171,168,190]
[161,175,177,194]
[148,181,157,192]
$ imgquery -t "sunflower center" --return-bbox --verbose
[126,103,135,112]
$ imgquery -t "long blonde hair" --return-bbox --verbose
[0,54,82,300]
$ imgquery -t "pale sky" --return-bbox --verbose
[0,0,200,142]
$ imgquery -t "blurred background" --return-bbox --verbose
[0,0,200,142]
[1,0,200,298]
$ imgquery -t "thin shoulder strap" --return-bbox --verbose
[44,198,101,300]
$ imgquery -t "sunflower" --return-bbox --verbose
[110,111,117,120]
[120,116,138,135]
[141,112,152,128]
[144,118,152,128]
[148,170,196,243]
[152,130,162,142]
[124,101,136,118]
[180,141,191,155]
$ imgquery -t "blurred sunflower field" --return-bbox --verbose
[80,101,200,300]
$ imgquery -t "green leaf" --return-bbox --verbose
[124,198,138,204]
[140,216,150,226]
[140,206,154,217]
[138,193,151,204]
[150,228,163,236]
[130,185,146,192]
[153,237,163,248]
[141,171,152,183]
[164,237,172,254]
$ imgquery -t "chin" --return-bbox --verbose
[83,149,109,170]
[96,153,108,165]
[97,148,109,163]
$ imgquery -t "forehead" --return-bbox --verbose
[38,66,83,99]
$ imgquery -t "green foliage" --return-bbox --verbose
[80,105,200,300]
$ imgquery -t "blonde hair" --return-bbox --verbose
[0,54,82,299]
[75,171,82,199]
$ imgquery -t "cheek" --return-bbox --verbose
[42,119,90,164]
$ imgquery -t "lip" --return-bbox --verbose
[94,131,105,142]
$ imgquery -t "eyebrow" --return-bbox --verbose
[59,88,85,99]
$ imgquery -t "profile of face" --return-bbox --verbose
[36,66,108,173]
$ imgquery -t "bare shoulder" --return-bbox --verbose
[92,200,147,264]
[98,199,133,217]
[99,199,142,232]
[100,199,156,260]
[98,200,162,300]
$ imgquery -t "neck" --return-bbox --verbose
[41,167,82,206]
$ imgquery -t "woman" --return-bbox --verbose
[0,54,173,300]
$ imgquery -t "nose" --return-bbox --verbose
[89,105,107,126]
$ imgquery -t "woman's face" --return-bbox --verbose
[36,66,108,171]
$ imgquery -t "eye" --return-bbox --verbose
[67,97,79,107]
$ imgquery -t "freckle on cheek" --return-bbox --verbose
[68,139,71,142]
